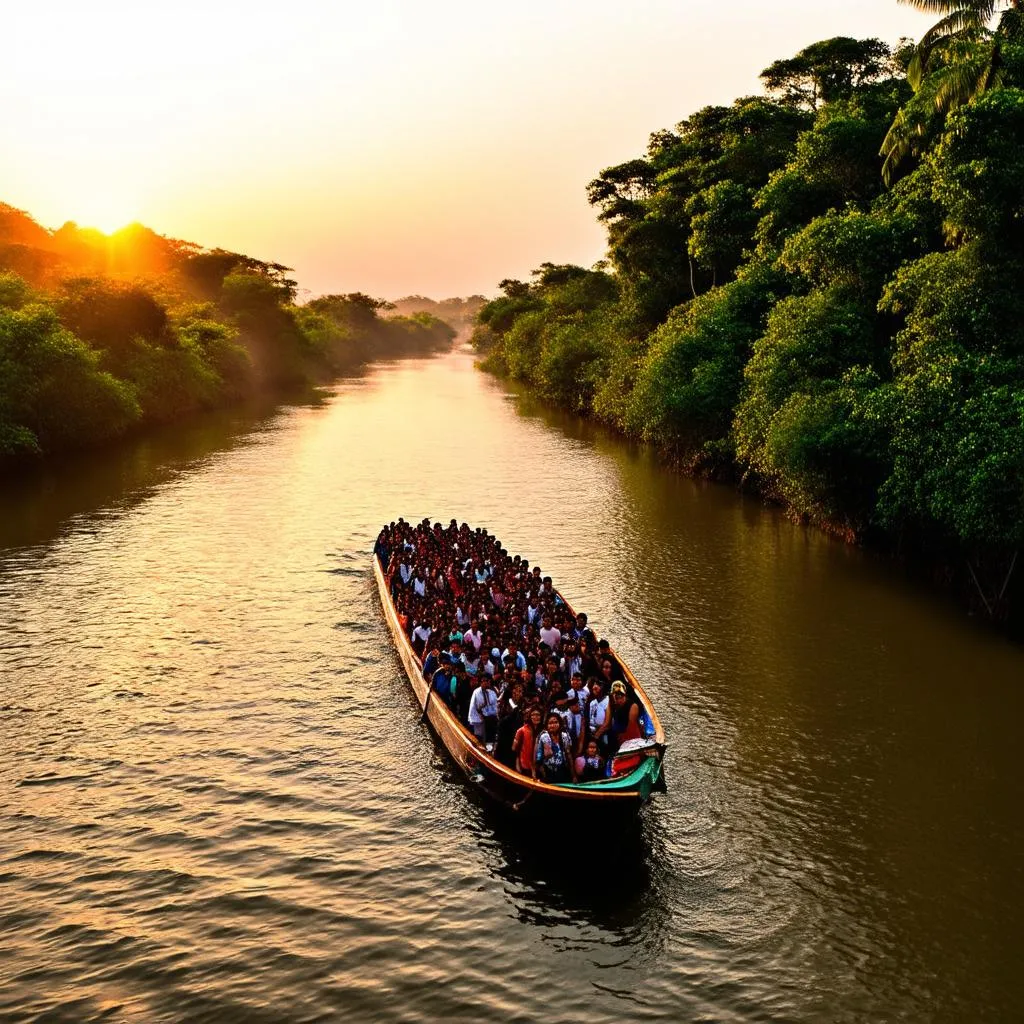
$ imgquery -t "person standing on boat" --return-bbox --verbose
[430,661,452,699]
[608,680,642,753]
[597,640,626,683]
[588,677,610,755]
[513,706,543,776]
[422,645,441,679]
[451,662,474,723]
[575,738,606,782]
[535,713,575,784]
[538,613,561,652]
[461,644,480,677]
[598,658,625,700]
[579,636,601,682]
[445,637,463,668]
[564,692,585,755]
[468,673,499,747]
[490,663,505,696]
[495,680,524,766]
[570,612,589,641]
[560,640,582,682]
[463,618,483,653]
[502,640,526,673]
[411,619,432,658]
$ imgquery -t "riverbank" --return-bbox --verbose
[479,354,1024,637]
[0,203,456,473]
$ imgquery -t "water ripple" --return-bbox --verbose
[0,351,1022,1023]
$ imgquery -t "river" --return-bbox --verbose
[2,347,1022,1023]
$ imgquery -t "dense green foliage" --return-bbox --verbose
[473,23,1024,620]
[0,211,456,468]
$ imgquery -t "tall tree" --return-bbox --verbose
[760,37,895,109]
[881,0,1024,182]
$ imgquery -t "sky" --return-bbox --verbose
[3,1,931,300]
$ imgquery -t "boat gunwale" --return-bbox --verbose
[373,552,665,803]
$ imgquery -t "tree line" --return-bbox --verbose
[0,208,457,470]
[472,2,1024,627]
[389,294,488,331]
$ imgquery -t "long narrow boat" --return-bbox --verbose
[373,550,666,816]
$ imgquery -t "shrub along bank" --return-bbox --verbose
[0,208,455,469]
[472,25,1024,630]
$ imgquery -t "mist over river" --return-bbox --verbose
[2,347,1022,1023]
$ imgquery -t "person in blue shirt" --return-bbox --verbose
[430,663,451,698]
[422,646,441,680]
[502,640,527,673]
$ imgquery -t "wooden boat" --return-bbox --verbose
[373,552,666,815]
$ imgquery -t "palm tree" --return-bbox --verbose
[881,0,1023,183]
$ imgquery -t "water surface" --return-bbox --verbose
[2,349,1022,1022]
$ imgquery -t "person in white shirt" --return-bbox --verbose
[467,674,498,746]
[538,613,561,652]
[587,677,610,754]
[410,621,432,656]
[567,672,589,714]
[463,618,483,652]
[560,641,582,680]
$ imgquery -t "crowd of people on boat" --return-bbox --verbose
[374,519,653,785]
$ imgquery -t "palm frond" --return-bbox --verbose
[996,6,1024,39]
[931,60,988,110]
[880,99,936,184]
[898,0,998,16]
[908,47,928,90]
[919,8,990,49]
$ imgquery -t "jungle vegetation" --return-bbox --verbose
[0,209,455,469]
[472,5,1024,624]
[390,294,488,330]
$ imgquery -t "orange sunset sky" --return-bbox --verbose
[6,1,929,299]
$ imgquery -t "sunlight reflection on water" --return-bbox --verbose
[1,349,1023,1022]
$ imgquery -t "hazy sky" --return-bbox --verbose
[4,1,929,299]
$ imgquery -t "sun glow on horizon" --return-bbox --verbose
[40,176,146,239]
[5,0,931,298]
[67,214,137,238]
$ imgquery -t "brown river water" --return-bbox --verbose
[1,347,1023,1023]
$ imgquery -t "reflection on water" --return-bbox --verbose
[0,391,321,553]
[1,349,1023,1023]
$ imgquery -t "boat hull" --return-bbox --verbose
[373,555,665,815]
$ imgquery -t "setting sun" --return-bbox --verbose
[55,183,140,237]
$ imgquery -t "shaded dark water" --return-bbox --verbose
[2,349,1023,1022]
